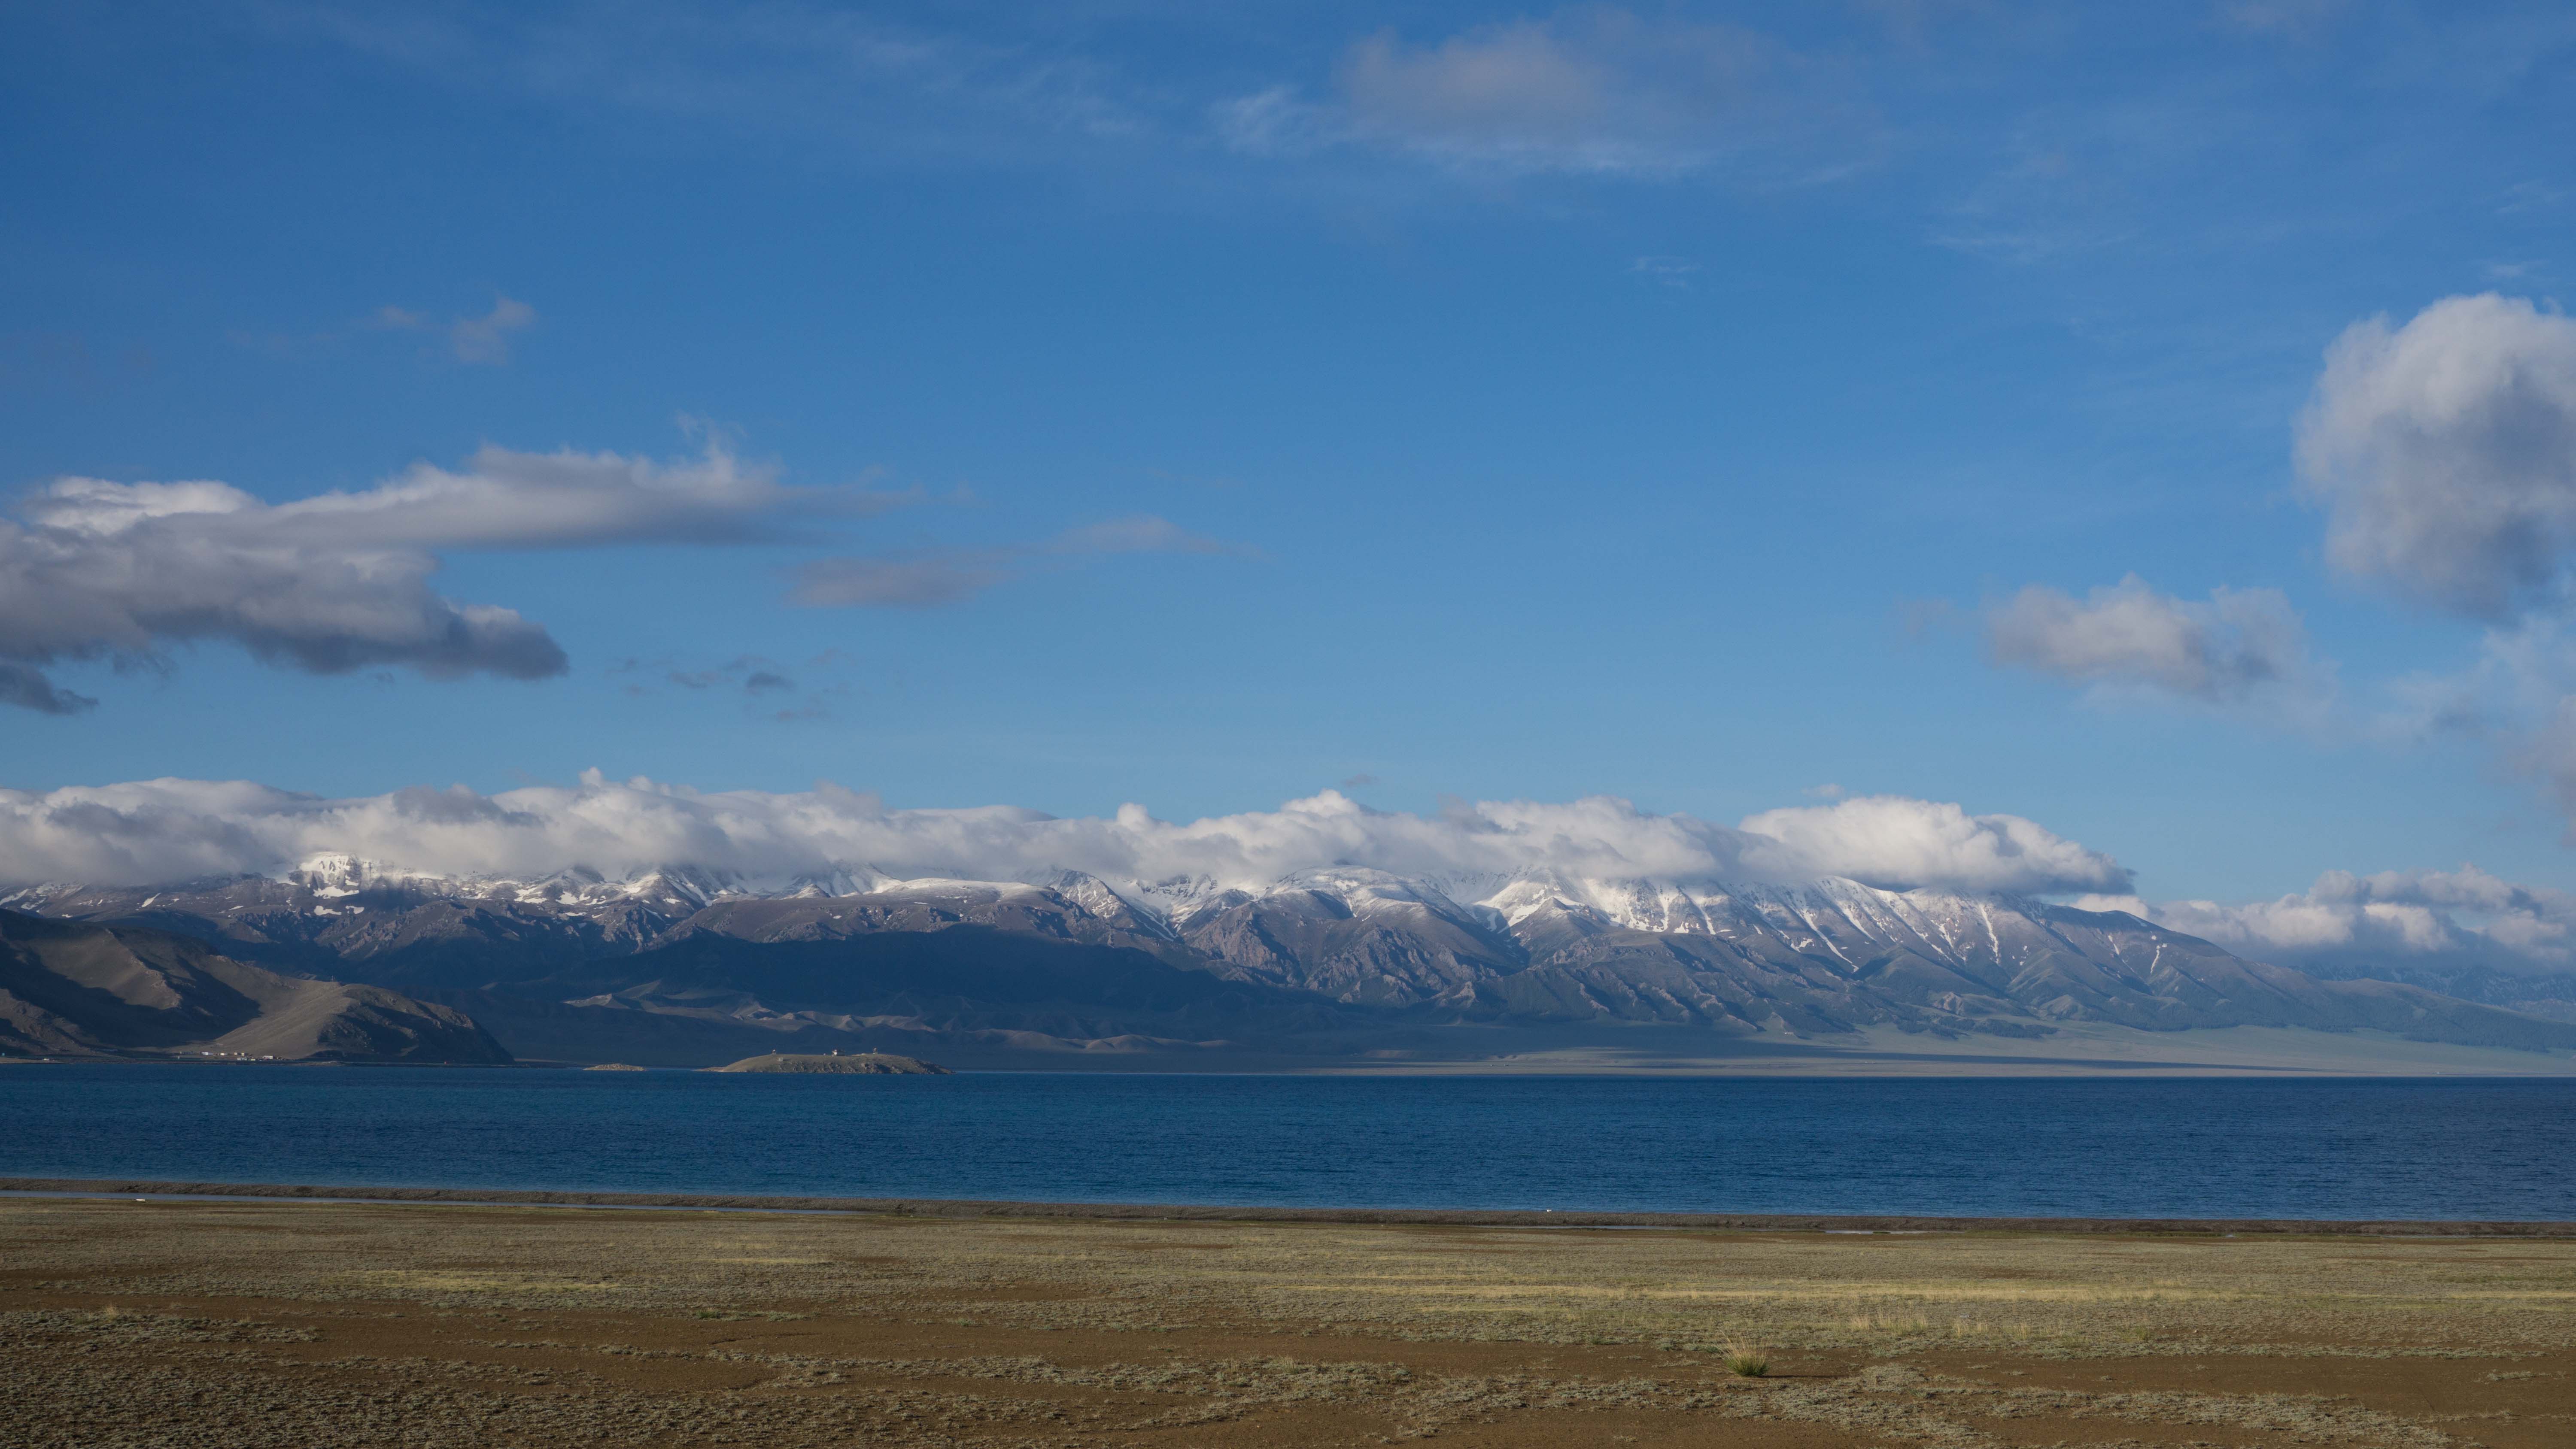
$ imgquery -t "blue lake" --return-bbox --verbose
[3,1066,2573,1220]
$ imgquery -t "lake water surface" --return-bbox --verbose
[4,1066,2572,1220]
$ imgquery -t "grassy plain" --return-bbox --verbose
[4,1196,2573,1447]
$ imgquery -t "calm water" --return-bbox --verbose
[3,1067,2573,1220]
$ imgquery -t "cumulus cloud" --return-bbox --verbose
[2080,864,2576,975]
[1971,294,2576,837]
[792,515,1229,609]
[2298,293,2576,620]
[1737,795,2132,895]
[0,501,568,687]
[2285,294,2576,831]
[0,441,887,708]
[1219,8,1862,179]
[1984,575,2327,709]
[0,778,2125,898]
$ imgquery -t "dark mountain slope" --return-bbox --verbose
[0,909,510,1062]
[532,925,1360,1036]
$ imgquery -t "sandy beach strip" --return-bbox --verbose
[5,1174,2574,1237]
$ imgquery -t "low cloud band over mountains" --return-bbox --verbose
[8,773,2572,980]
[0,778,2126,898]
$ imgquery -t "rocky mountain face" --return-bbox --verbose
[0,909,512,1063]
[11,860,2576,1064]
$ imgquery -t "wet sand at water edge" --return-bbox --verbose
[4,1194,2574,1447]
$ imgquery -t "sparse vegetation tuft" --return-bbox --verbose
[1723,1343,1770,1377]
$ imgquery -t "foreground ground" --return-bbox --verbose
[3,1198,2572,1447]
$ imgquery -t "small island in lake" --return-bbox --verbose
[704,1051,951,1075]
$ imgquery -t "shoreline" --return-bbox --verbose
[6,1175,2572,1237]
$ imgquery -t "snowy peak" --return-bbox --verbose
[289,852,436,897]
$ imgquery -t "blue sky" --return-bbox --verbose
[6,0,2576,908]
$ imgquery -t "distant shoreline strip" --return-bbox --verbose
[4,1177,2572,1237]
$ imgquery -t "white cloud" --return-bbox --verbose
[448,296,535,363]
[0,441,891,708]
[1223,8,1863,179]
[374,296,536,363]
[1340,18,1653,171]
[2261,295,2576,837]
[1738,795,2132,895]
[2298,293,2576,620]
[792,515,1228,609]
[1628,255,1699,287]
[2081,864,2576,974]
[27,442,859,552]
[0,500,568,686]
[791,554,1005,609]
[0,779,2126,898]
[1984,575,2328,709]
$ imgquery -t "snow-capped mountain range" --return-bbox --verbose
[12,855,2576,1064]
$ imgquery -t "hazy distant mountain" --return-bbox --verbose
[2286,958,2576,1024]
[12,856,2575,1067]
[0,909,510,1063]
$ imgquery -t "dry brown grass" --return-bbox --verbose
[3,1197,2573,1446]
